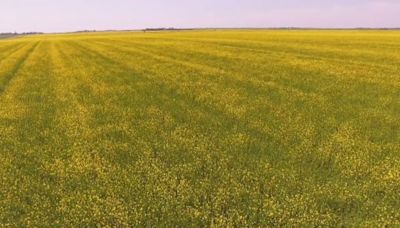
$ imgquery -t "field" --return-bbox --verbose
[0,30,399,226]
[0,35,12,40]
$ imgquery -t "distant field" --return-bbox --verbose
[0,30,399,226]
[0,35,14,39]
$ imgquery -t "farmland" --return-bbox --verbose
[0,30,399,226]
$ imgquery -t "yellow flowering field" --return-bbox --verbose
[0,30,399,226]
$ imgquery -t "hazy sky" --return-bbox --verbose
[1,0,399,33]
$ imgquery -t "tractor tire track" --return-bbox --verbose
[0,42,40,95]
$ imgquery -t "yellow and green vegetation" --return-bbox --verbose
[0,30,399,226]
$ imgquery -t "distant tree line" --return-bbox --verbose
[0,32,43,37]
[70,30,98,33]
[143,28,196,32]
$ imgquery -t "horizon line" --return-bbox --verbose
[2,27,400,35]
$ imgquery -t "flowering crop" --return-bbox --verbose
[0,30,399,226]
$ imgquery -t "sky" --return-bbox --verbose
[1,0,400,33]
